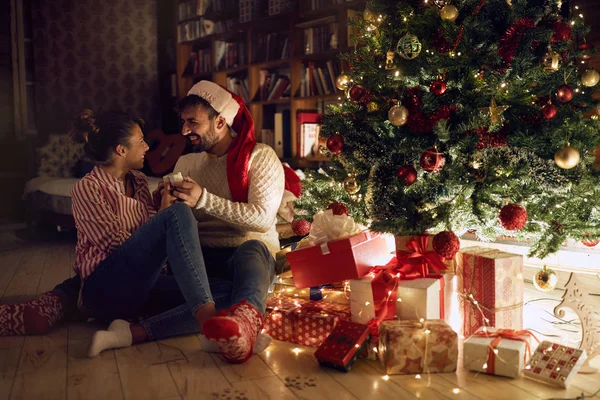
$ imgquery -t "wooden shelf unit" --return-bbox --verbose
[174,0,366,167]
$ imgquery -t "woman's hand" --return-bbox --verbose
[159,182,177,211]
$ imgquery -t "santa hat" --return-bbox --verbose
[187,81,256,203]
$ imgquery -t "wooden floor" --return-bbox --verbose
[0,234,599,400]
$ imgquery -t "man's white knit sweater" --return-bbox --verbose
[173,143,284,256]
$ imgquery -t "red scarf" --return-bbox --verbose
[223,89,256,203]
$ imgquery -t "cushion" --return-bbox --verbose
[37,134,86,178]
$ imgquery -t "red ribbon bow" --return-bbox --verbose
[472,329,539,375]
[395,236,448,278]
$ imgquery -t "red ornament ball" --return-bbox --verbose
[327,201,349,216]
[556,84,574,103]
[349,85,370,103]
[420,148,445,173]
[432,230,460,259]
[291,219,312,236]
[326,134,344,155]
[542,103,557,119]
[430,79,447,96]
[499,203,528,231]
[552,20,572,43]
[396,165,418,186]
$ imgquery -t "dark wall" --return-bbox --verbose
[30,0,161,134]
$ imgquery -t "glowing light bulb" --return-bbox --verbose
[453,388,460,394]
[293,347,301,355]
[383,375,390,381]
[483,363,488,369]
[415,374,421,379]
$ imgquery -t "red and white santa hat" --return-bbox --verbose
[187,80,256,203]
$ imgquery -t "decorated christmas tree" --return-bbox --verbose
[295,0,600,258]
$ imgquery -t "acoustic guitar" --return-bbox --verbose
[145,129,187,176]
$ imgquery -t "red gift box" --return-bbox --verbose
[263,297,351,347]
[315,321,371,372]
[286,231,390,289]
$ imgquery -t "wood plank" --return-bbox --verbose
[114,341,181,400]
[388,371,480,400]
[209,352,275,383]
[0,347,23,400]
[0,250,24,299]
[439,368,542,400]
[163,343,232,399]
[66,323,124,400]
[325,359,417,400]
[229,376,298,400]
[37,243,73,295]
[9,325,68,400]
[2,244,49,303]
[258,340,358,400]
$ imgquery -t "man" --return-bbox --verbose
[0,81,285,364]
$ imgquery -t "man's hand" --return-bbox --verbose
[159,182,177,211]
[171,177,203,208]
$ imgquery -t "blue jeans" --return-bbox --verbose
[76,202,275,341]
[139,240,275,340]
[81,203,214,320]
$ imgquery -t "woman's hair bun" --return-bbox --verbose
[70,109,98,143]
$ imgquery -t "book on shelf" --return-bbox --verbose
[214,40,247,70]
[274,109,292,158]
[299,60,339,97]
[226,76,251,104]
[303,18,338,55]
[209,0,238,13]
[185,48,212,75]
[257,69,291,102]
[261,129,275,149]
[296,111,323,158]
[308,0,353,11]
[253,32,290,63]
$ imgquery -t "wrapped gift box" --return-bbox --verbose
[263,297,351,347]
[458,247,524,337]
[395,235,456,273]
[379,319,458,375]
[523,341,587,388]
[287,230,391,289]
[350,273,455,324]
[463,327,538,378]
[272,271,351,305]
[315,321,371,372]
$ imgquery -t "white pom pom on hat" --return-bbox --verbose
[187,80,241,127]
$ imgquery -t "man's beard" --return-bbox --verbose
[186,134,206,153]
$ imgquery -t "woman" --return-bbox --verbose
[67,109,265,362]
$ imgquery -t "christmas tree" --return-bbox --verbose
[295,0,600,258]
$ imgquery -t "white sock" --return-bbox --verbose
[199,333,272,354]
[88,319,133,357]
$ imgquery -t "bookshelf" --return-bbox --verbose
[174,0,366,169]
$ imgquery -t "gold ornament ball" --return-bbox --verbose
[367,101,379,112]
[533,266,558,292]
[581,69,600,87]
[335,74,350,91]
[554,144,580,169]
[343,175,361,195]
[388,104,409,126]
[440,5,459,22]
[396,34,422,60]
